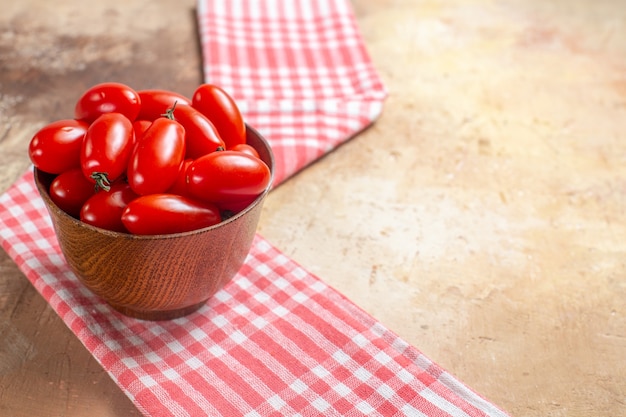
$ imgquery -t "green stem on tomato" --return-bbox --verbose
[90,172,111,192]
[162,101,178,120]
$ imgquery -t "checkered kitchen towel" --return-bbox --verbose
[198,0,387,185]
[0,1,509,416]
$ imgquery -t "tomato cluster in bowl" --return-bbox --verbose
[28,82,271,235]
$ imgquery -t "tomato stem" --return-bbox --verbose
[90,172,111,192]
[162,101,178,120]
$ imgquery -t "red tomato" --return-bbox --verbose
[81,113,134,191]
[132,120,152,144]
[136,89,192,121]
[121,194,221,235]
[80,182,138,233]
[192,84,246,149]
[167,159,193,197]
[29,119,89,174]
[127,116,186,195]
[49,168,96,218]
[217,196,258,214]
[187,150,271,206]
[75,82,141,123]
[231,143,260,159]
[172,105,225,159]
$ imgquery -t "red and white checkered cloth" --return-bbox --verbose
[0,1,509,416]
[197,0,387,185]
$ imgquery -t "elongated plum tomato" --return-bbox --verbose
[187,150,271,206]
[231,143,260,159]
[75,82,141,123]
[172,105,225,159]
[132,119,152,144]
[192,84,246,149]
[29,119,89,174]
[166,159,194,197]
[49,168,97,218]
[80,182,138,233]
[136,89,192,121]
[81,112,134,191]
[121,194,221,235]
[127,115,186,195]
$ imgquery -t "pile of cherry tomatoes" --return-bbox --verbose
[29,82,271,235]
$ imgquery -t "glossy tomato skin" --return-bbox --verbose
[231,143,260,159]
[192,84,246,149]
[29,119,89,174]
[49,168,96,218]
[80,182,138,233]
[127,117,186,195]
[217,196,258,214]
[81,112,134,189]
[136,90,192,121]
[187,150,271,206]
[75,82,141,123]
[166,159,194,197]
[132,120,152,144]
[121,194,221,235]
[173,105,225,159]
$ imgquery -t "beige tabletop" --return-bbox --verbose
[1,0,625,416]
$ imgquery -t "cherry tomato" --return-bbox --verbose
[28,119,89,174]
[166,159,193,197]
[187,150,271,206]
[217,196,259,214]
[136,89,192,121]
[172,105,225,159]
[121,194,221,235]
[75,82,141,123]
[80,182,138,233]
[81,112,134,190]
[49,168,96,218]
[192,84,246,149]
[132,120,152,144]
[231,143,260,159]
[127,115,186,195]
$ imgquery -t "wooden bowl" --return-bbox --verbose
[34,125,274,321]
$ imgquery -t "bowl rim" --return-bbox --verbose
[34,124,275,240]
